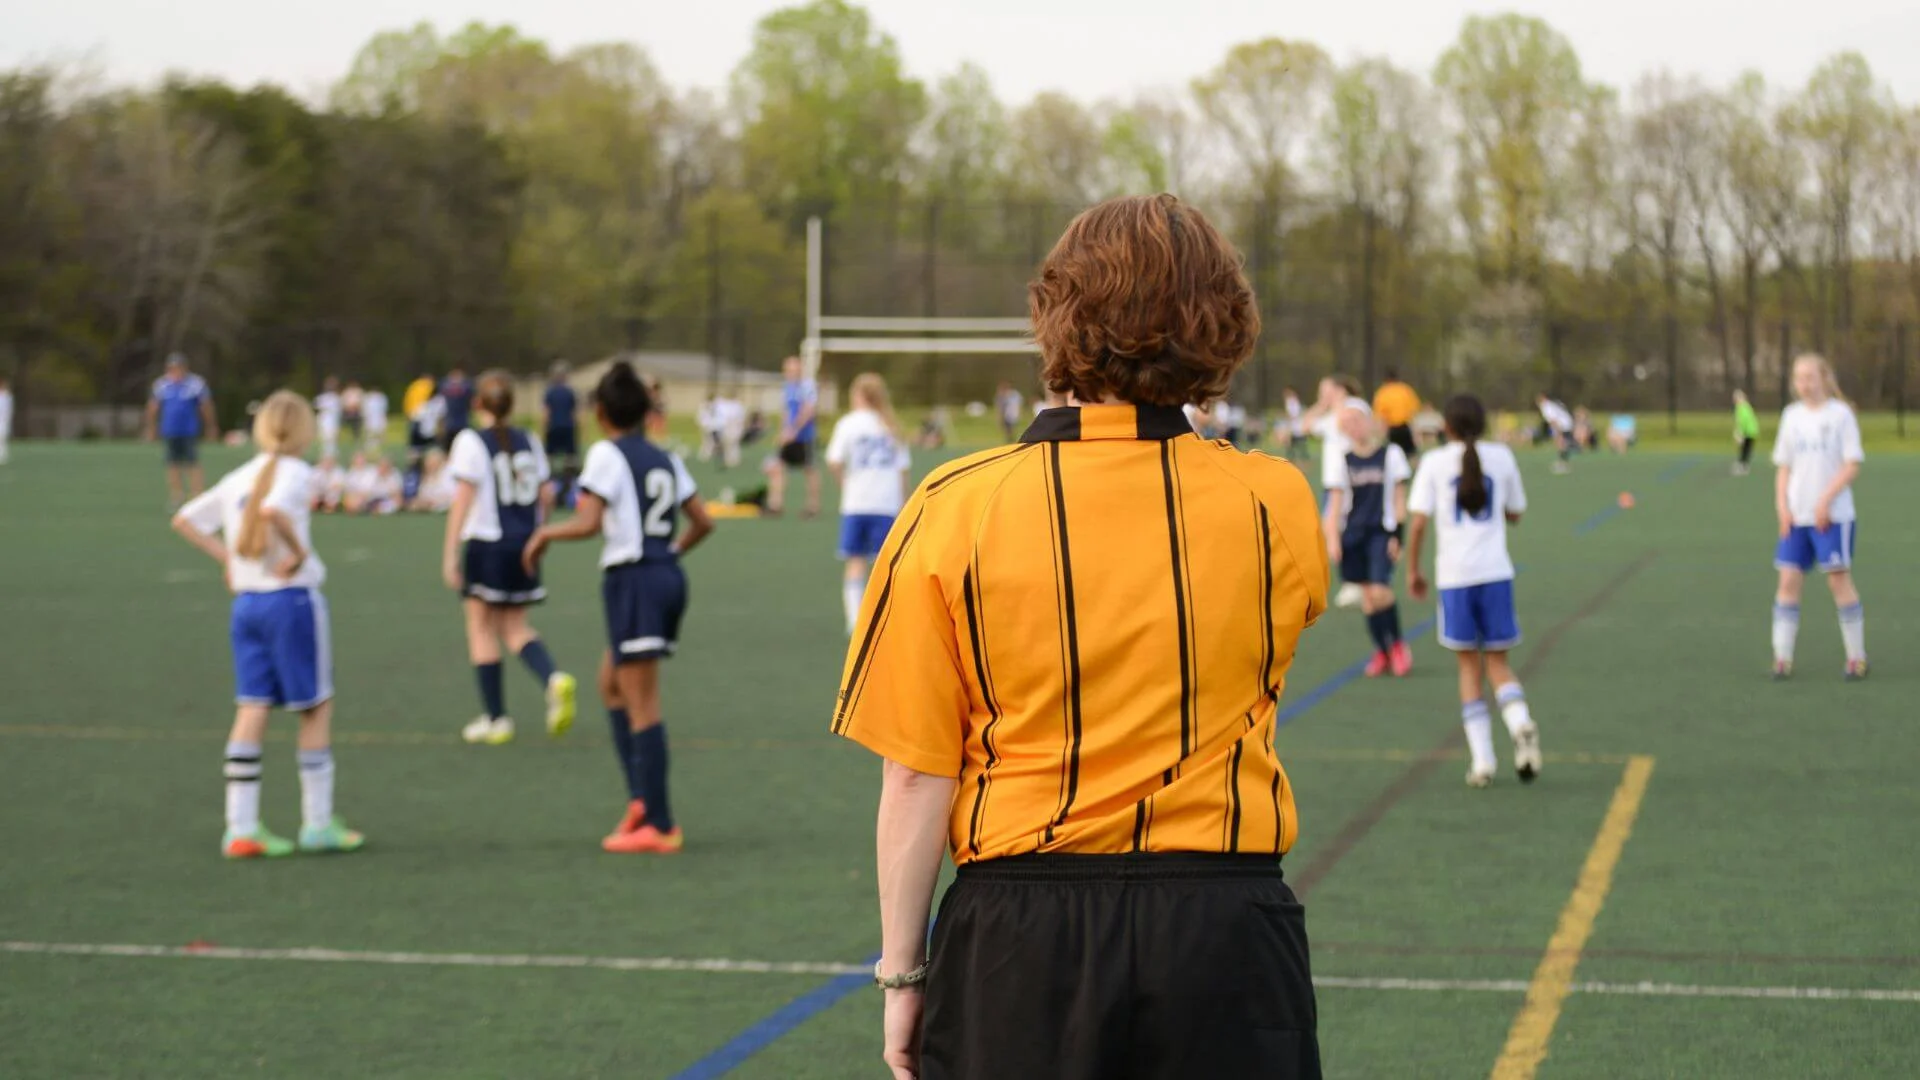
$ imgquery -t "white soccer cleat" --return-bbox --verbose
[1466,764,1496,789]
[1512,723,1541,783]
[461,715,515,746]
[1334,583,1365,609]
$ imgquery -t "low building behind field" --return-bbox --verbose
[516,352,837,422]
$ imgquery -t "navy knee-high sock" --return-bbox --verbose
[632,723,673,831]
[475,662,505,719]
[1365,610,1393,653]
[518,639,557,685]
[1383,603,1403,646]
[607,708,643,801]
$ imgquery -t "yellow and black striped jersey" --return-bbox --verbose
[832,403,1327,864]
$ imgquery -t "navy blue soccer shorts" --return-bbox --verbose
[602,561,688,664]
[464,537,545,606]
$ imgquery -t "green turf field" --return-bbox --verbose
[1,439,1915,1079]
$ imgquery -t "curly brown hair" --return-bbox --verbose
[1028,194,1259,407]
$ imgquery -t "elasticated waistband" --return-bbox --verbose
[955,852,1282,884]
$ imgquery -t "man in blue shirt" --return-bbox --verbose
[439,368,473,450]
[144,353,218,506]
[542,361,580,471]
[767,355,821,517]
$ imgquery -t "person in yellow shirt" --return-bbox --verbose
[1372,368,1422,459]
[403,374,436,428]
[834,194,1326,1080]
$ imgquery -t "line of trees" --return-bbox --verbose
[3,1,1918,419]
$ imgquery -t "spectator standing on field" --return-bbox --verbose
[145,353,219,507]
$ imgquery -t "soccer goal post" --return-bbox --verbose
[800,216,1040,381]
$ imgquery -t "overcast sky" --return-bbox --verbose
[10,0,1920,104]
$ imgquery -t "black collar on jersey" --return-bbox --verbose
[1019,404,1194,443]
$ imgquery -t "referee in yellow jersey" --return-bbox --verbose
[833,194,1328,1080]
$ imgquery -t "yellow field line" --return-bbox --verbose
[1490,755,1657,1080]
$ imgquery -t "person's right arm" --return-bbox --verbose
[444,482,475,590]
[1771,413,1794,537]
[143,394,158,441]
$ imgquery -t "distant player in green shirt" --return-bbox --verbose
[1732,390,1761,476]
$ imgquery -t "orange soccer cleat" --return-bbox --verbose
[602,823,683,855]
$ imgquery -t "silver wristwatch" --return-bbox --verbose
[873,960,929,990]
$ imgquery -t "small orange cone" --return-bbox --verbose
[1618,492,1636,509]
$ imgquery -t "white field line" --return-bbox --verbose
[8,942,1917,1002]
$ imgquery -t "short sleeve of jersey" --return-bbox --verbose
[265,459,313,516]
[190,376,210,403]
[1407,454,1439,518]
[447,430,490,485]
[1322,452,1350,491]
[526,432,552,483]
[1386,444,1413,486]
[670,453,697,502]
[1771,406,1796,467]
[1495,447,1527,513]
[176,480,226,535]
[823,415,852,466]
[1840,406,1865,463]
[831,485,969,777]
[801,379,819,406]
[578,442,625,502]
[150,378,166,401]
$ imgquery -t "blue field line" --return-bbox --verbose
[1656,456,1702,484]
[1572,505,1621,535]
[668,967,876,1080]
[668,613,1440,1079]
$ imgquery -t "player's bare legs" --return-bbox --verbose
[1827,568,1867,678]
[804,464,822,518]
[1483,650,1539,783]
[295,699,361,852]
[460,599,514,744]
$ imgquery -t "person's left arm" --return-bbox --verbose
[198,384,219,441]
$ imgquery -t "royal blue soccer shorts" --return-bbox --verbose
[1437,579,1521,653]
[602,561,688,664]
[231,587,333,710]
[838,514,896,559]
[164,435,199,465]
[1775,522,1855,573]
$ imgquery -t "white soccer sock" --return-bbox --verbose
[1772,602,1801,664]
[843,575,868,636]
[297,747,335,831]
[1462,701,1497,772]
[224,741,262,835]
[1494,682,1533,738]
[1838,603,1866,663]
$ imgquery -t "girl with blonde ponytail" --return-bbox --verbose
[172,390,365,860]
[822,373,912,634]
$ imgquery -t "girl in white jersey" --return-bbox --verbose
[442,372,577,745]
[824,373,912,635]
[314,376,343,459]
[171,392,365,858]
[1406,395,1542,788]
[1770,354,1868,680]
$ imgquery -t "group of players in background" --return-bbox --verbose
[153,341,1863,856]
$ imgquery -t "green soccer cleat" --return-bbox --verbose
[298,817,366,854]
[546,672,577,738]
[223,827,296,860]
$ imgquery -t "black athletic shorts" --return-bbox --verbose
[1387,423,1417,458]
[778,438,815,468]
[920,852,1321,1080]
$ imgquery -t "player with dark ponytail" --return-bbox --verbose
[524,361,715,853]
[1406,394,1542,788]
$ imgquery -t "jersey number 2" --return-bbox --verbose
[492,452,542,506]
[642,469,676,537]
